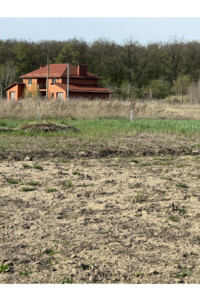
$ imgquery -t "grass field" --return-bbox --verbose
[0,100,200,283]
[0,117,200,160]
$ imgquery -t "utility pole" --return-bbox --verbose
[67,63,69,100]
[46,55,49,100]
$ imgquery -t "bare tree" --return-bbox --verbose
[158,37,184,83]
[0,60,17,97]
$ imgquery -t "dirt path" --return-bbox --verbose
[0,156,199,283]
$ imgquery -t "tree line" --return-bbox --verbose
[1,37,200,99]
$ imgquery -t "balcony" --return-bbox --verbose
[39,84,46,90]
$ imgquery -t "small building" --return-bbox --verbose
[5,64,112,100]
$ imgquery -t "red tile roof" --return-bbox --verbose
[4,82,25,91]
[54,83,112,94]
[20,64,99,79]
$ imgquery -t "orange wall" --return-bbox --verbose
[23,78,38,98]
[55,78,62,83]
[7,85,18,100]
[48,84,66,99]
[6,84,25,100]
[15,76,107,100]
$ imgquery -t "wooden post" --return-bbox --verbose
[130,110,133,122]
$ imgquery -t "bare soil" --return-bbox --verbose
[0,155,200,283]
[0,132,200,162]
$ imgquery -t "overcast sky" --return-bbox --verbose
[1,17,200,45]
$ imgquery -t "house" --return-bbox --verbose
[4,64,112,101]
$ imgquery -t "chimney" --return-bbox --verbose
[78,64,87,76]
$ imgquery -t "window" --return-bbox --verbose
[28,79,32,86]
[52,78,56,83]
[10,91,15,100]
[57,92,64,99]
[52,93,54,99]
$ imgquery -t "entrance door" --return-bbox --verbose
[57,92,64,100]
[10,91,15,100]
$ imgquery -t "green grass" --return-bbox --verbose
[65,179,73,188]
[34,165,43,170]
[58,118,200,137]
[79,183,94,187]
[23,164,32,168]
[171,264,188,278]
[7,179,20,184]
[135,213,142,217]
[161,176,173,181]
[27,181,39,186]
[0,118,199,160]
[0,264,10,273]
[22,187,36,192]
[134,271,143,277]
[130,159,140,163]
[179,209,187,215]
[176,183,188,188]
[60,277,73,284]
[169,215,180,222]
[136,192,145,202]
[19,266,31,276]
[44,249,55,256]
[72,171,81,175]
[1,118,200,139]
[46,187,57,193]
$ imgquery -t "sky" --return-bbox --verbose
[1,17,200,45]
[1,0,200,45]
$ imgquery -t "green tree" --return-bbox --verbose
[56,43,79,64]
[184,41,200,82]
[171,75,191,95]
[150,79,171,99]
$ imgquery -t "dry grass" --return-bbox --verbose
[1,98,200,120]
[0,98,165,120]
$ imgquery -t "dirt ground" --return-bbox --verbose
[0,155,200,284]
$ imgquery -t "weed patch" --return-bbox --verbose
[7,179,20,184]
[60,277,73,284]
[169,215,180,222]
[22,187,36,192]
[34,165,43,170]
[23,164,32,168]
[27,181,39,186]
[46,187,57,193]
[0,264,10,273]
[176,183,188,188]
